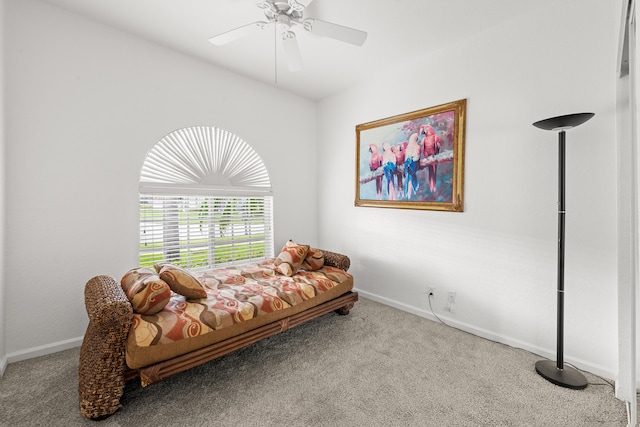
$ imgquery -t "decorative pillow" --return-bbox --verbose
[300,247,325,271]
[274,240,309,276]
[155,263,207,299]
[120,267,172,314]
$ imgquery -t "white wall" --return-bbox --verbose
[3,0,317,358]
[318,0,621,378]
[1,0,627,382]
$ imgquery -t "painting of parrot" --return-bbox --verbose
[368,143,383,199]
[381,142,397,200]
[394,141,407,198]
[404,133,421,199]
[419,124,442,193]
[356,99,465,211]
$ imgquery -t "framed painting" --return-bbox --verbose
[355,99,466,212]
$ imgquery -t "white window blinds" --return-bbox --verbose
[139,126,274,270]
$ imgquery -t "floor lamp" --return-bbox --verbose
[532,112,594,390]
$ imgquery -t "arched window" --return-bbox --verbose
[139,126,273,270]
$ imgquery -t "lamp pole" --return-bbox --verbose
[557,129,566,371]
[532,112,594,390]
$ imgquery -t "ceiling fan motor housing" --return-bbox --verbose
[208,0,367,71]
[261,1,304,23]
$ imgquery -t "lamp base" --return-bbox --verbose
[535,360,588,390]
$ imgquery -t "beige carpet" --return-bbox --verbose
[0,297,628,426]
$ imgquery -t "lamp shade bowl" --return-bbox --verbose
[532,112,595,132]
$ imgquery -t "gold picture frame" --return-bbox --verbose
[355,99,466,212]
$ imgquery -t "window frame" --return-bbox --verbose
[139,126,274,270]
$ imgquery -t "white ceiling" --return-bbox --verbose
[38,0,552,101]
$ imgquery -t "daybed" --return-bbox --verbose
[78,246,357,420]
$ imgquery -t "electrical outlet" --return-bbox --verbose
[447,291,456,313]
[447,291,456,303]
[428,287,436,297]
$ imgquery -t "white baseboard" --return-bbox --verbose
[353,287,616,381]
[6,336,83,365]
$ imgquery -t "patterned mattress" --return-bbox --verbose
[125,259,354,369]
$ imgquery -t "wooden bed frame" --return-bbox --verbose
[127,290,358,387]
[78,251,357,420]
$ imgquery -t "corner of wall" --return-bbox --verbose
[0,0,7,375]
[0,355,6,377]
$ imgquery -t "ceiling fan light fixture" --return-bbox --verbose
[256,2,272,11]
[276,14,293,31]
[282,30,295,40]
[257,1,278,18]
[287,0,305,12]
[302,18,313,32]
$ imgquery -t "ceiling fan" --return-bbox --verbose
[208,0,367,72]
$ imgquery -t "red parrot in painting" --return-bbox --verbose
[368,143,383,199]
[419,124,442,193]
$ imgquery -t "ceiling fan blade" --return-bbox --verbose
[209,21,270,46]
[282,31,303,72]
[303,19,367,46]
